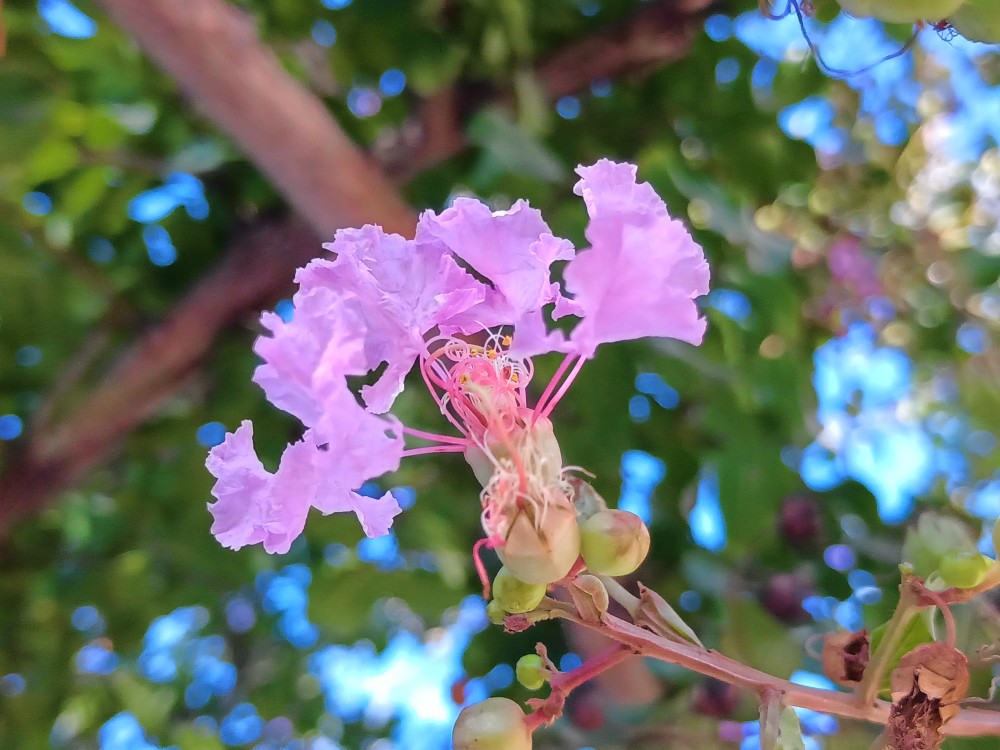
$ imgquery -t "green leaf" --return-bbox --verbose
[467,107,566,183]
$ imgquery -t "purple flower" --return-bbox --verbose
[317,226,484,413]
[207,159,709,552]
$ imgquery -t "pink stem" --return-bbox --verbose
[525,644,634,732]
[472,537,496,599]
[537,356,586,421]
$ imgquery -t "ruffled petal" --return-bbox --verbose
[317,226,485,411]
[418,198,574,333]
[350,490,402,538]
[562,160,710,357]
[206,422,318,554]
[252,287,367,428]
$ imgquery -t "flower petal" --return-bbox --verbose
[418,198,574,333]
[206,422,319,554]
[350,490,402,538]
[563,160,710,357]
[317,226,484,411]
[252,286,366,429]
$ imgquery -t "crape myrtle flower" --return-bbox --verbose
[206,160,709,555]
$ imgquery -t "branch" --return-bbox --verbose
[382,0,715,181]
[551,606,1000,737]
[0,219,320,531]
[95,0,415,239]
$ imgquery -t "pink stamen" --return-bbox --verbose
[402,445,466,458]
[401,426,466,445]
[537,356,585,421]
[532,354,578,422]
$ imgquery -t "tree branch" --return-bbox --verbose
[95,0,415,239]
[0,219,320,530]
[381,0,714,181]
[553,606,1000,737]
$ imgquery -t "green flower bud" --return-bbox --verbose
[938,550,992,589]
[515,654,547,691]
[486,599,507,625]
[493,566,547,614]
[580,509,650,577]
[453,697,532,750]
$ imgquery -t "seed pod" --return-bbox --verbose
[493,567,547,614]
[515,654,547,690]
[453,697,532,750]
[778,494,821,549]
[580,509,650,577]
[499,501,581,584]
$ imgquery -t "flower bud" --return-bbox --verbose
[515,654,547,691]
[580,509,650,577]
[939,550,992,589]
[499,501,581,584]
[493,566,547,614]
[486,599,507,625]
[453,697,532,750]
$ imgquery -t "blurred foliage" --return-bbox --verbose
[3,0,1000,749]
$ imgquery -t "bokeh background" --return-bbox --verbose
[3,0,1000,748]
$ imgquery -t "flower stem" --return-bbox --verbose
[545,606,1000,736]
[524,643,634,732]
[855,582,919,707]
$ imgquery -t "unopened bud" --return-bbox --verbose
[515,654,547,690]
[580,509,650,577]
[939,550,992,589]
[493,566,547,614]
[499,501,581,584]
[453,697,532,750]
[486,599,507,625]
